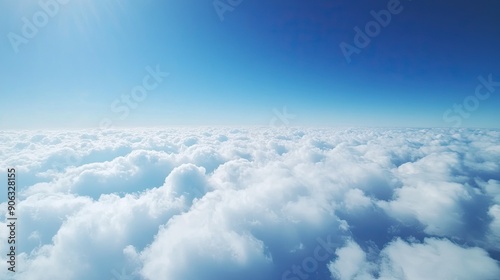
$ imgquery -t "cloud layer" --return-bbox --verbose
[1,127,499,279]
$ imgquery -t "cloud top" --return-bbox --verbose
[0,127,499,279]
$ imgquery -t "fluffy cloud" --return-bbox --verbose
[329,237,500,280]
[0,127,498,279]
[328,240,374,280]
[487,205,500,248]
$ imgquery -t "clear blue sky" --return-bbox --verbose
[1,0,499,129]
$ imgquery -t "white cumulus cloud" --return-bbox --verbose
[0,127,498,279]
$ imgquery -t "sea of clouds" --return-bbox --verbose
[0,127,499,280]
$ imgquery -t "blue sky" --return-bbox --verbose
[1,0,499,129]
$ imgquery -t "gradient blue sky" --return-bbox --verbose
[1,0,499,129]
